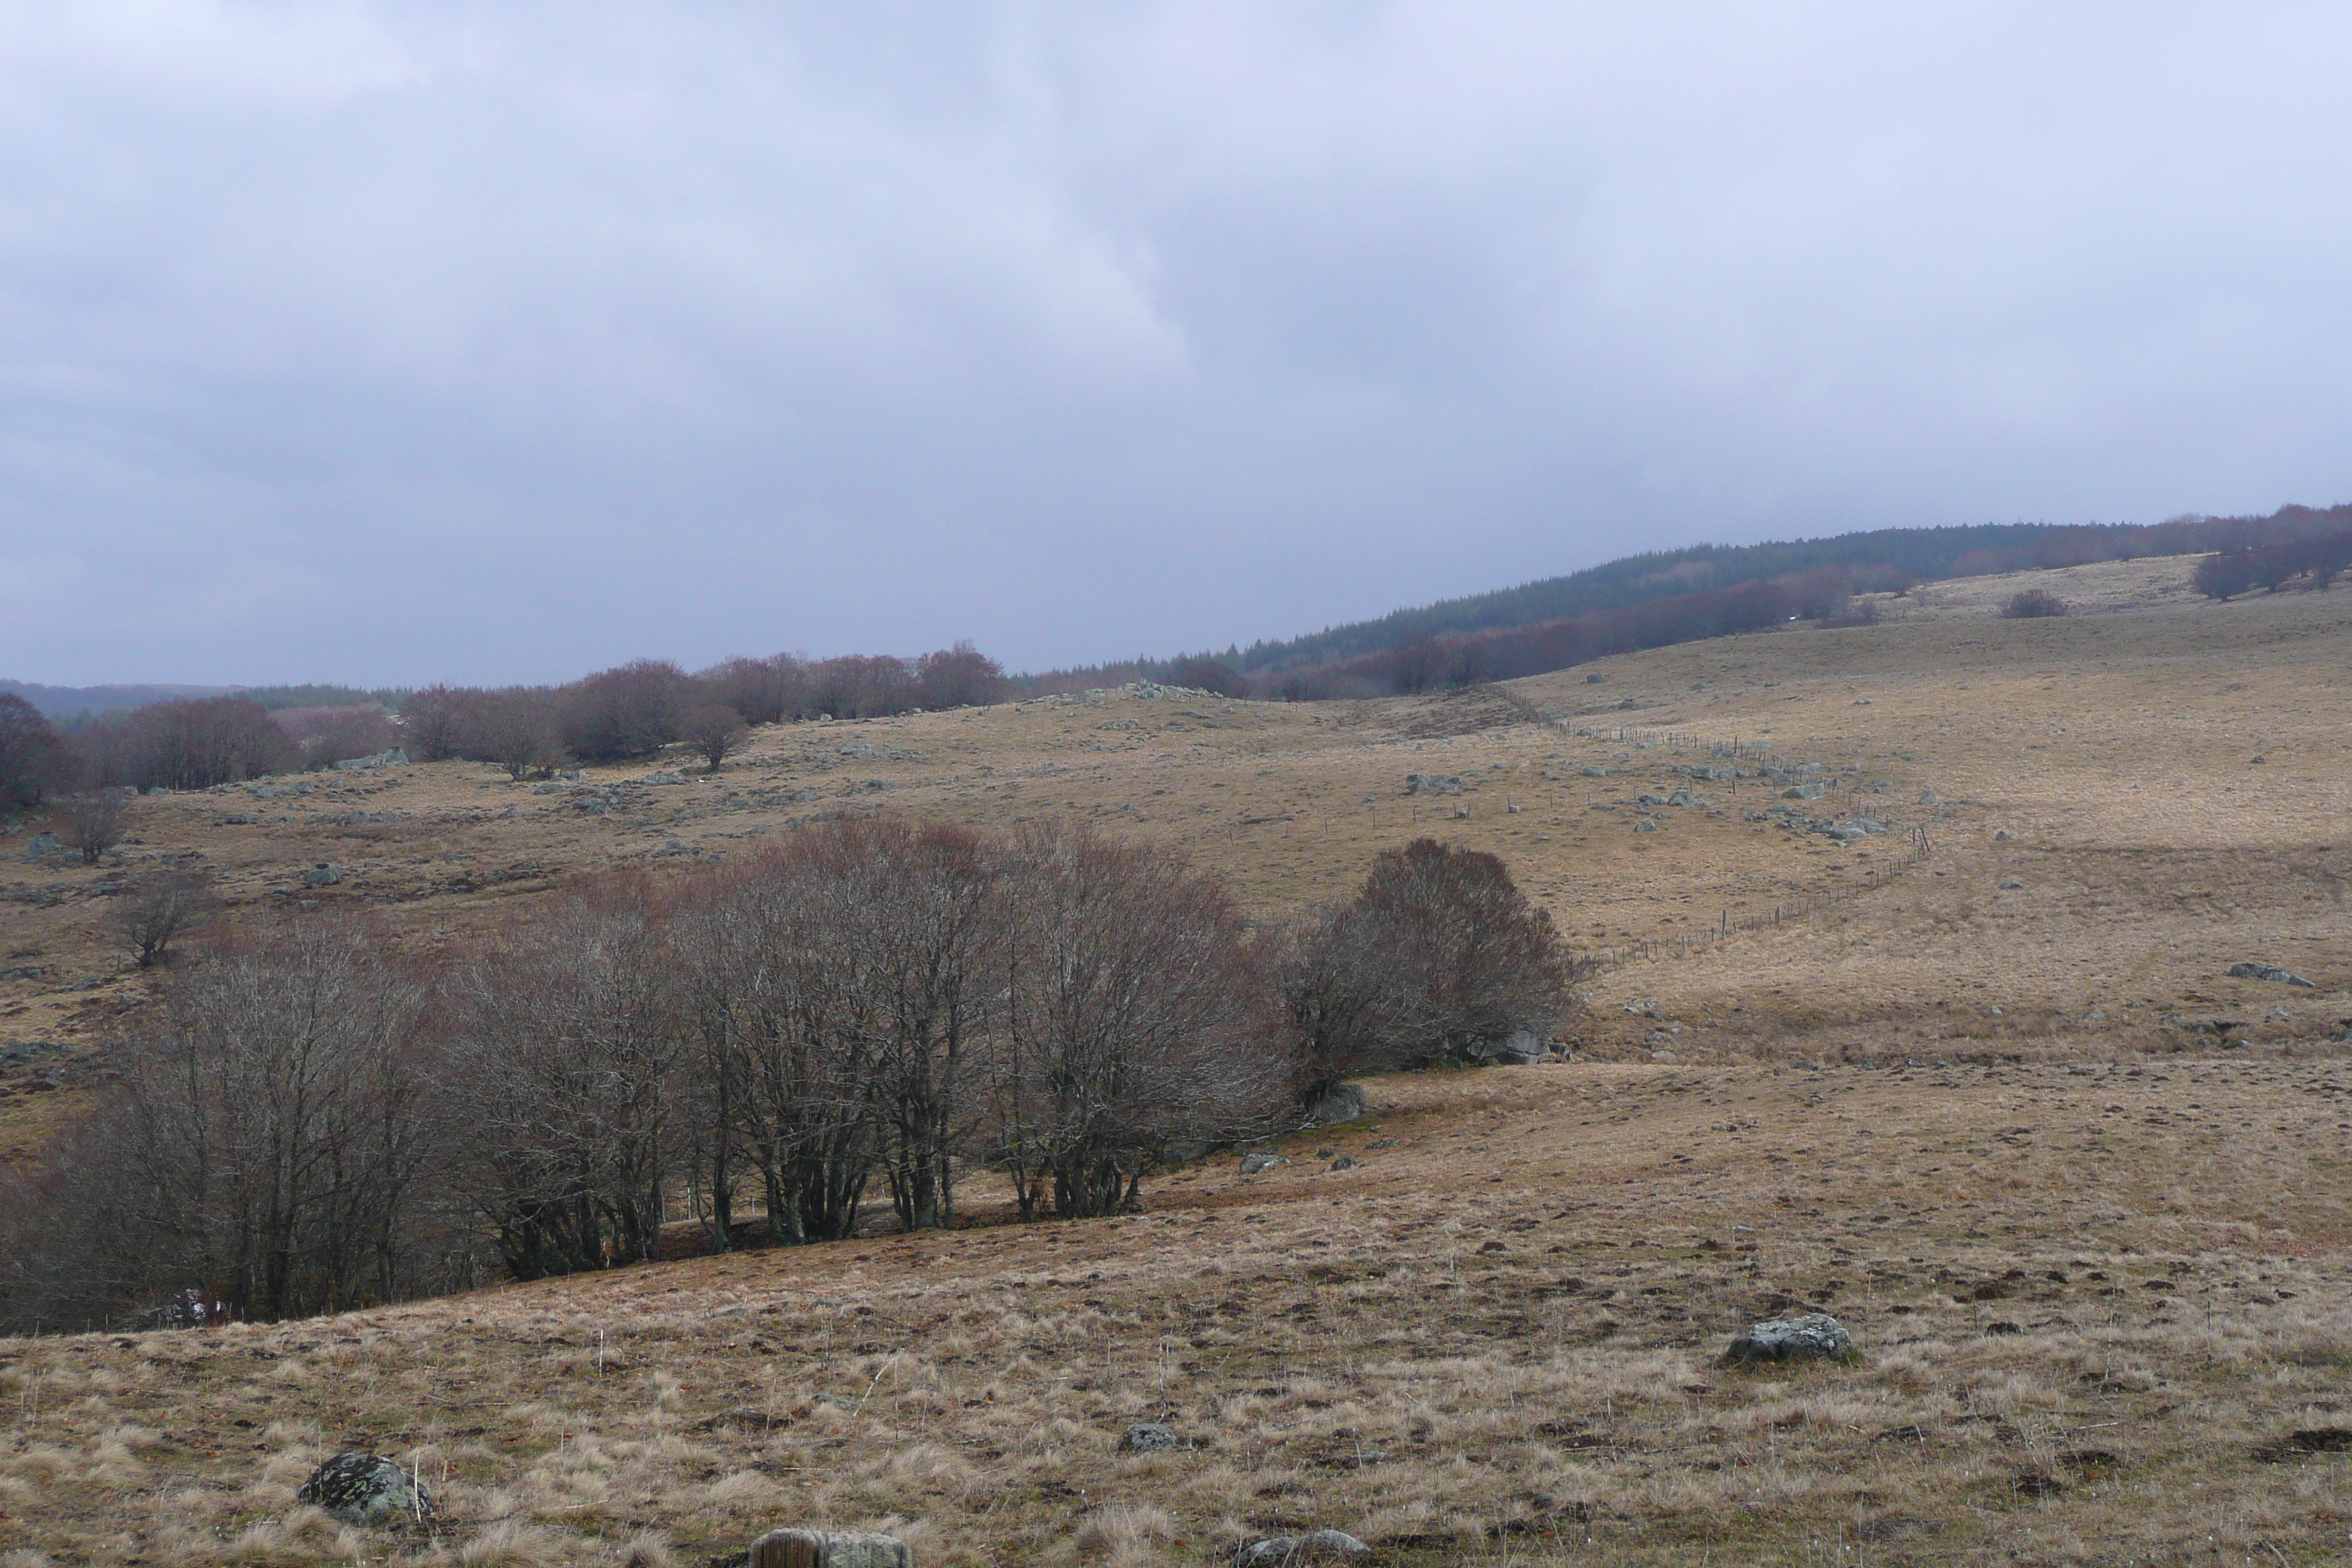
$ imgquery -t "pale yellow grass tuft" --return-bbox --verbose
[459,1521,572,1567]
[1074,1499,1176,1562]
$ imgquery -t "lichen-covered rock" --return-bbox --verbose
[752,1531,913,1568]
[2228,962,2315,987]
[1240,1153,1285,1175]
[1120,1422,1180,1452]
[1301,1081,1366,1127]
[1235,1530,1370,1564]
[1723,1312,1856,1365]
[295,1452,434,1525]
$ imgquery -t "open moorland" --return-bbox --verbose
[6,554,2352,1564]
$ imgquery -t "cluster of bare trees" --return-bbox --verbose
[0,826,1570,1330]
[73,696,299,791]
[4,827,1580,1335]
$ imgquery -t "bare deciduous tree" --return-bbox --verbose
[396,685,470,761]
[991,823,1286,1219]
[699,655,807,725]
[109,870,222,968]
[0,693,65,809]
[60,791,129,864]
[442,883,687,1278]
[462,688,561,780]
[682,703,749,772]
[1285,838,1577,1095]
[914,641,1010,709]
[6,920,453,1326]
[558,660,690,761]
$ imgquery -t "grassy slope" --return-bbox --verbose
[4,555,2352,1563]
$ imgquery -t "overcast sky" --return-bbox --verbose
[4,3,2350,686]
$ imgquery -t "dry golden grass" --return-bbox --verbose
[7,554,2352,1562]
[5,1055,2352,1564]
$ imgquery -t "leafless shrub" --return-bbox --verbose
[108,869,221,968]
[1284,838,1576,1096]
[2002,589,2070,619]
[59,790,129,864]
[682,703,748,772]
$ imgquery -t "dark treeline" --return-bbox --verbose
[0,827,1573,1330]
[1004,503,2352,703]
[2193,527,2352,600]
[1222,505,2352,676]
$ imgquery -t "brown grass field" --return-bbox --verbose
[6,555,2352,1564]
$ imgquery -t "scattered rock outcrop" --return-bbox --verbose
[2228,963,2315,987]
[1120,1422,1180,1452]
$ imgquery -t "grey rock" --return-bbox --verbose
[302,863,343,887]
[1918,789,1940,805]
[1120,1422,1180,1453]
[1634,818,1658,833]
[1405,772,1464,795]
[1723,1311,1856,1365]
[2228,962,2315,987]
[532,781,568,794]
[1329,1156,1358,1171]
[750,1530,912,1568]
[0,965,44,981]
[1782,783,1825,801]
[1998,878,2024,889]
[1993,829,2013,840]
[295,1452,434,1525]
[1235,1530,1371,1564]
[1301,1081,1366,1126]
[1585,671,1606,682]
[1240,1153,1285,1176]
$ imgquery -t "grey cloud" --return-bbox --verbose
[3,3,2348,684]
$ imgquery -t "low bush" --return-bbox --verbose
[2002,589,2070,619]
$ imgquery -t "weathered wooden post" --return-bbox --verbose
[750,1531,913,1568]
